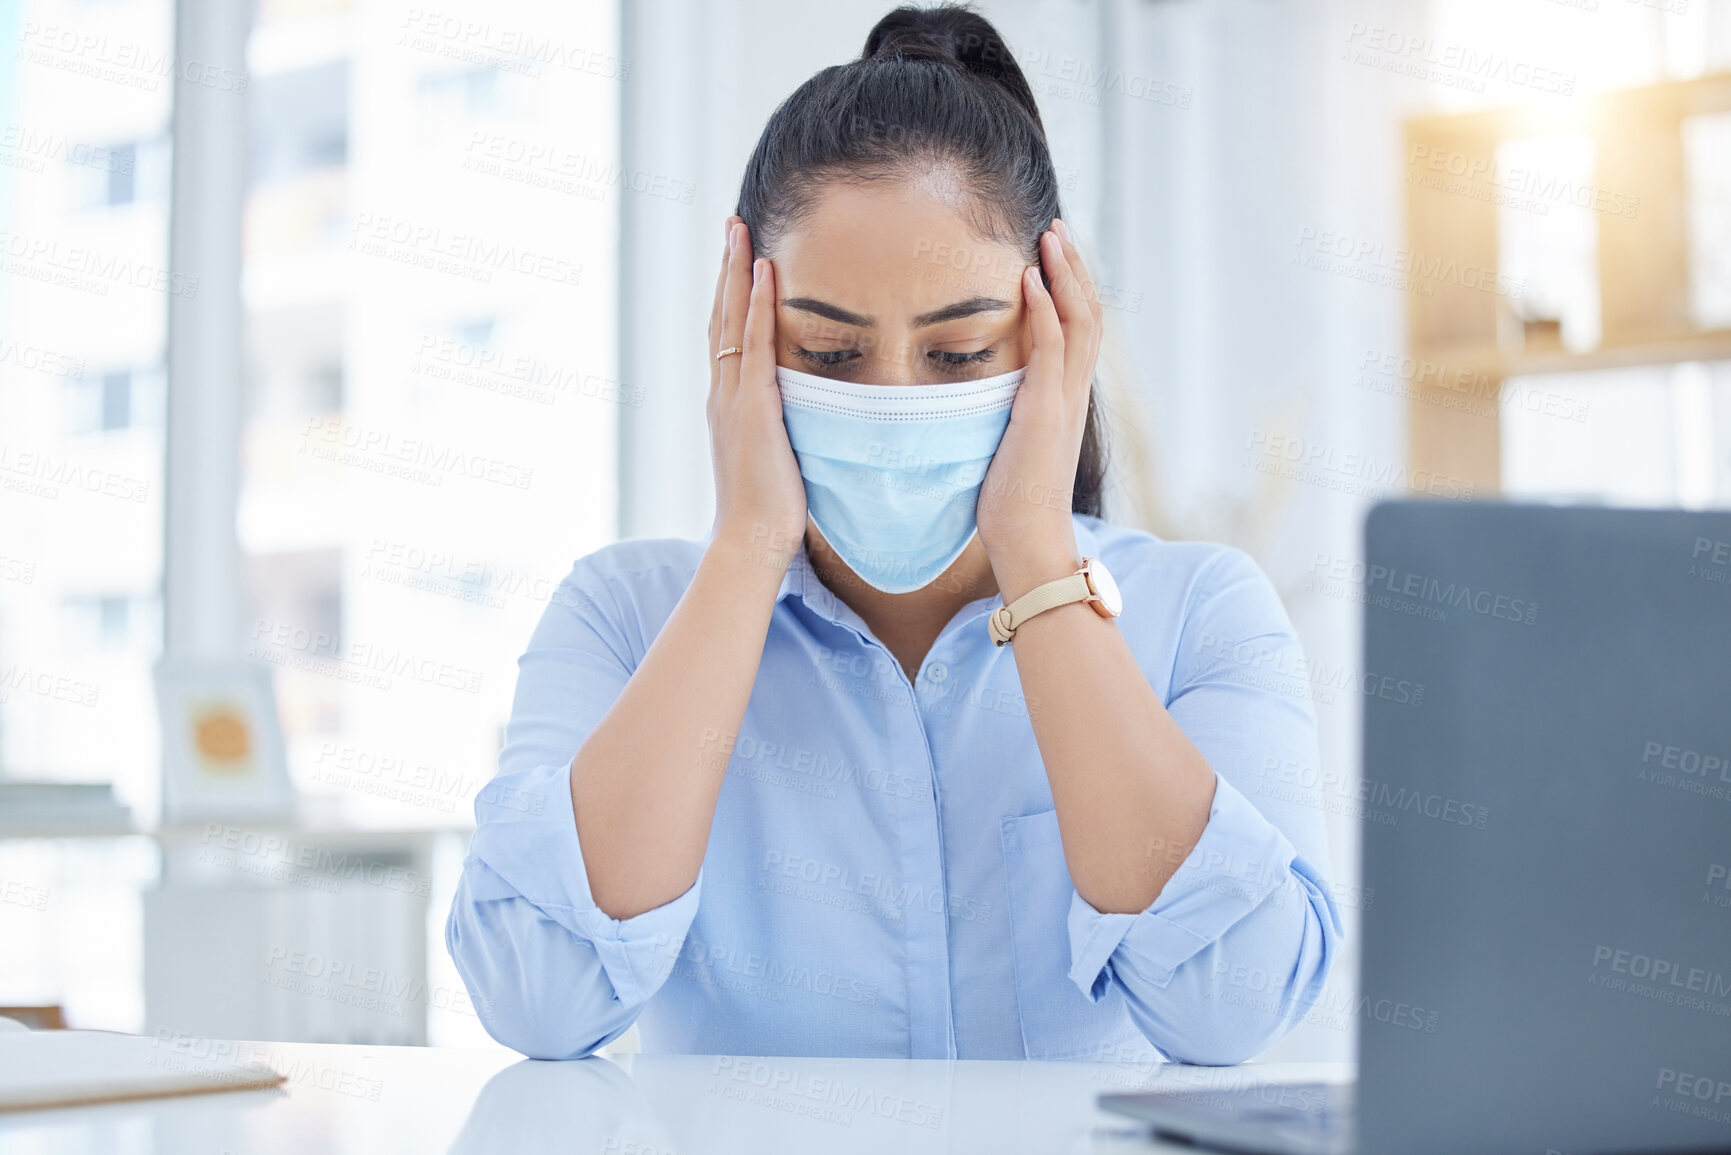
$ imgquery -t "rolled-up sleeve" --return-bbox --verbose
[446,561,702,1060]
[1065,547,1344,1065]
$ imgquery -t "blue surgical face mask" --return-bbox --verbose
[776,363,1024,594]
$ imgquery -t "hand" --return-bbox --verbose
[975,219,1103,600]
[706,217,808,564]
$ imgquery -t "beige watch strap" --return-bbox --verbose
[987,572,1092,646]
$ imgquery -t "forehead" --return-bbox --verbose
[771,178,1027,320]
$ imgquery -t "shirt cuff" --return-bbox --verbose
[1067,774,1298,1002]
[466,759,702,1006]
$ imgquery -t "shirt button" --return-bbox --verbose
[926,662,948,683]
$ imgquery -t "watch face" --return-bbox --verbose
[1085,558,1123,617]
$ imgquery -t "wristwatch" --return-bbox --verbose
[987,556,1123,646]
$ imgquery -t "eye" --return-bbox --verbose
[930,348,997,367]
[793,347,859,367]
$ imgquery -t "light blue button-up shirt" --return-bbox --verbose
[447,513,1342,1063]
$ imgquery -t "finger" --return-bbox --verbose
[740,257,777,392]
[1040,229,1091,335]
[708,225,732,392]
[1021,263,1065,400]
[1040,229,1101,390]
[708,242,727,343]
[709,217,734,354]
[718,220,754,391]
[1053,219,1103,327]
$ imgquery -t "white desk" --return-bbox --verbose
[0,1041,1348,1154]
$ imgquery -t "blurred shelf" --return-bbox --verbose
[1414,329,1731,379]
[0,817,139,840]
[153,821,460,847]
[0,782,136,840]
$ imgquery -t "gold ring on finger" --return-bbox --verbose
[715,346,742,360]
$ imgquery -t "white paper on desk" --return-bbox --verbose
[0,1030,285,1113]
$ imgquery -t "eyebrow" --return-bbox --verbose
[781,295,1013,329]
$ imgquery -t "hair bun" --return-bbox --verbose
[862,4,1043,130]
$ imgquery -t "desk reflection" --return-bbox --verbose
[450,1053,674,1154]
[0,1040,1339,1155]
[447,1050,1225,1154]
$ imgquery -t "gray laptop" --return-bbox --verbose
[1102,502,1731,1155]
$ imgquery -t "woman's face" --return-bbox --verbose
[770,176,1033,385]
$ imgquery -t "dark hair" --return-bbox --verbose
[735,3,1108,518]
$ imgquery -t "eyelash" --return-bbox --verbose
[793,347,997,369]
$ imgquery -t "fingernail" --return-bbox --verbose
[1054,218,1070,241]
[725,218,733,244]
[729,223,739,252]
[753,258,763,285]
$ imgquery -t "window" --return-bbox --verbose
[6,0,621,1043]
[65,136,168,212]
[239,0,621,1047]
[251,61,349,186]
[0,0,175,1033]
[63,366,167,434]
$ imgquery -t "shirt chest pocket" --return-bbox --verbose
[999,808,1147,1061]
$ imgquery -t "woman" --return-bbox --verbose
[448,3,1340,1064]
